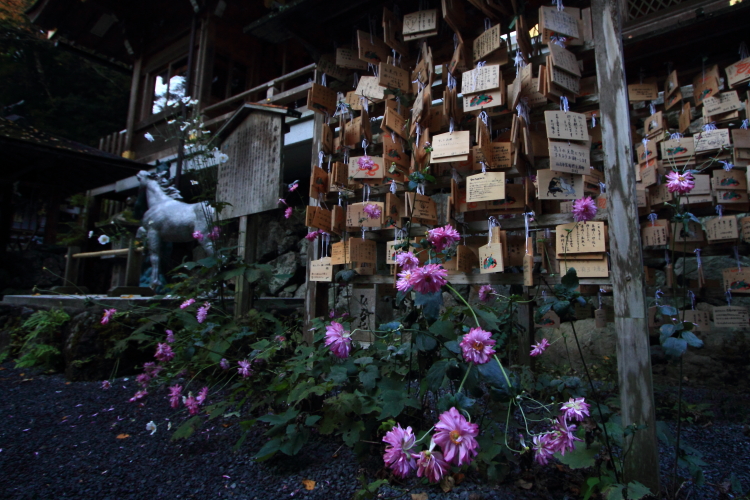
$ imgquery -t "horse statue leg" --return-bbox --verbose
[146,228,162,289]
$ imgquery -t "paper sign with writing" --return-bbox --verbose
[660,137,694,161]
[706,215,739,242]
[355,75,385,101]
[560,257,608,277]
[544,111,588,141]
[540,6,579,39]
[725,57,750,87]
[681,309,710,332]
[348,156,384,180]
[549,140,590,175]
[432,131,471,159]
[556,221,606,254]
[716,189,748,204]
[310,257,333,282]
[331,241,349,265]
[336,47,368,70]
[473,24,503,61]
[594,308,607,327]
[462,88,505,111]
[713,305,750,327]
[466,172,506,202]
[478,243,503,273]
[537,170,584,200]
[722,268,750,294]
[694,128,730,153]
[486,184,525,210]
[703,91,743,116]
[403,9,437,36]
[548,43,581,77]
[644,111,664,137]
[382,107,406,139]
[357,30,389,65]
[642,224,668,247]
[307,83,337,116]
[317,54,350,83]
[472,143,512,170]
[378,63,409,92]
[628,83,658,101]
[382,7,408,55]
[461,64,501,94]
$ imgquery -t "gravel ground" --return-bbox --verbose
[1,363,748,500]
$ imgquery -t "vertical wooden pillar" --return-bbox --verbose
[591,0,660,491]
[303,106,324,345]
[516,294,534,366]
[235,214,259,319]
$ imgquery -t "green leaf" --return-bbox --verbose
[437,391,475,413]
[279,428,309,456]
[475,308,499,330]
[444,340,461,354]
[428,320,455,339]
[415,332,437,351]
[341,420,365,447]
[171,416,202,441]
[253,437,282,461]
[414,291,443,320]
[359,364,380,390]
[378,390,419,419]
[554,440,600,469]
[659,305,678,317]
[304,415,321,426]
[257,408,299,426]
[561,267,579,290]
[328,365,349,384]
[552,300,571,315]
[197,256,218,268]
[663,337,688,358]
[602,484,624,500]
[582,477,601,500]
[680,331,704,348]
[626,481,651,500]
[425,360,448,392]
[659,323,676,342]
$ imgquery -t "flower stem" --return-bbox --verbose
[445,284,479,328]
[492,355,512,389]
[456,363,472,393]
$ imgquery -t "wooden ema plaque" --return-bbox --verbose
[310,257,333,282]
[556,221,606,255]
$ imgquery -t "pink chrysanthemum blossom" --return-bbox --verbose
[396,270,414,292]
[433,407,480,466]
[101,380,111,390]
[665,170,695,194]
[382,424,417,478]
[129,390,148,402]
[196,302,211,323]
[196,387,209,404]
[530,338,550,357]
[183,395,201,415]
[219,358,230,370]
[572,196,597,223]
[395,251,419,271]
[143,362,162,378]
[168,385,182,409]
[155,343,175,362]
[478,285,494,303]
[180,298,195,309]
[208,226,221,241]
[288,180,299,192]
[357,156,377,171]
[532,433,555,465]
[363,203,382,219]
[427,224,461,252]
[459,328,496,365]
[101,308,116,325]
[325,321,352,359]
[192,231,204,241]
[560,397,591,422]
[547,415,582,456]
[410,264,448,294]
[305,230,321,241]
[415,444,450,483]
[284,207,293,219]
[238,360,253,378]
[136,373,151,387]
[166,330,175,343]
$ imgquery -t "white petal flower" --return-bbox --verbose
[88,231,94,238]
[144,132,155,142]
[98,235,110,245]
[146,421,157,435]
[190,180,199,185]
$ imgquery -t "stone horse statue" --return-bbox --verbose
[136,170,215,289]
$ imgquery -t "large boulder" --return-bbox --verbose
[267,252,300,295]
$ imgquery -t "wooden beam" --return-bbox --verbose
[235,214,260,319]
[591,0,660,491]
[123,57,143,155]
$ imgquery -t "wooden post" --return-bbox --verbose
[303,107,324,345]
[123,56,141,158]
[591,0,660,491]
[63,246,80,286]
[516,294,534,366]
[235,214,259,319]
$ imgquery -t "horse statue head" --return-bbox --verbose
[137,170,183,200]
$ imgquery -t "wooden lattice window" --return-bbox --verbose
[627,0,687,19]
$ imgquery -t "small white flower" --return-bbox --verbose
[167,119,176,125]
[190,180,199,185]
[180,122,190,131]
[167,422,172,430]
[98,235,110,245]
[146,421,157,435]
[144,132,155,142]
[181,96,192,104]
[88,231,94,238]
[215,152,229,164]
[189,99,199,106]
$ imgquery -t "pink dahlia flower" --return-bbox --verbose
[395,251,419,271]
[180,298,195,309]
[219,358,230,370]
[363,203,382,219]
[155,343,175,362]
[208,226,221,241]
[101,308,116,325]
[560,397,591,422]
[410,264,448,294]
[478,285,494,303]
[459,328,496,365]
[415,445,450,483]
[396,270,414,292]
[382,424,417,478]
[433,407,480,466]
[665,170,695,194]
[165,330,175,343]
[532,433,555,465]
[143,362,162,378]
[238,360,252,378]
[288,180,299,192]
[196,302,211,323]
[184,395,201,415]
[305,230,321,241]
[427,224,461,252]
[530,338,550,357]
[284,207,293,219]
[136,372,151,387]
[196,386,209,404]
[547,415,582,456]
[357,156,377,171]
[168,385,182,409]
[324,321,352,359]
[572,196,597,222]
[192,231,204,241]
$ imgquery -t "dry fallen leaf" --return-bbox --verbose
[411,493,429,500]
[439,475,455,493]
[453,473,465,485]
[302,479,315,491]
[116,434,131,439]
[515,479,533,490]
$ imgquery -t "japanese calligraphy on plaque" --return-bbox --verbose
[548,140,590,175]
[544,111,588,141]
[466,172,506,202]
[556,221,606,254]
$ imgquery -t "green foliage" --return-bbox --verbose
[12,308,69,370]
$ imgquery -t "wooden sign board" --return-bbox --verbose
[628,83,658,101]
[466,171,506,202]
[725,57,750,87]
[537,170,584,200]
[544,111,588,141]
[556,221,606,254]
[357,30,389,65]
[461,64,501,94]
[473,24,503,62]
[548,140,590,175]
